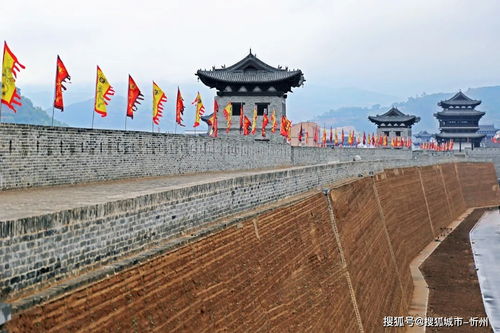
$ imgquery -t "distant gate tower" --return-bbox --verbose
[434,91,485,150]
[368,106,420,141]
[196,51,304,141]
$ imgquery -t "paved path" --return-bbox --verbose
[0,166,302,222]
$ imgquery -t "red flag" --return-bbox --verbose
[298,124,303,142]
[341,129,345,145]
[243,115,251,135]
[53,55,70,111]
[175,87,185,126]
[239,103,244,133]
[261,111,269,137]
[280,116,287,137]
[362,132,366,145]
[126,75,144,119]
[313,126,319,143]
[329,127,333,143]
[208,99,218,137]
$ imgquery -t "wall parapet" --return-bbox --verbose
[1,123,428,190]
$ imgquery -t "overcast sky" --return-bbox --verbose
[2,0,500,101]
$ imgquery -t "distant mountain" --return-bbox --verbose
[286,85,401,122]
[0,93,66,126]
[311,86,500,134]
[52,94,209,133]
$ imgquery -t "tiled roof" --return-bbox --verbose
[438,91,481,107]
[435,110,485,117]
[368,107,419,123]
[196,52,304,85]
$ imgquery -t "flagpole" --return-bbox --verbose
[91,110,95,129]
[0,43,4,123]
[51,56,57,126]
[125,114,127,131]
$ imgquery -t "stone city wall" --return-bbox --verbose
[1,123,414,190]
[5,162,500,332]
[0,155,463,299]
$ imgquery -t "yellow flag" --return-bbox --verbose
[94,66,115,117]
[1,42,25,112]
[152,81,167,125]
[192,92,205,127]
[223,102,232,133]
[251,107,257,134]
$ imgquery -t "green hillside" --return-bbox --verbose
[1,93,66,127]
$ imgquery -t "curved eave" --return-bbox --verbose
[438,101,481,108]
[368,116,420,125]
[196,70,304,88]
[434,111,485,117]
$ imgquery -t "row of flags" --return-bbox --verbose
[420,141,454,151]
[1,42,177,126]
[203,100,292,139]
[1,41,294,136]
[297,125,413,148]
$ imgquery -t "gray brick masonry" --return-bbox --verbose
[0,123,413,190]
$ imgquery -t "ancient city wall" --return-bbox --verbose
[0,156,460,298]
[5,162,499,332]
[465,148,500,180]
[0,123,412,190]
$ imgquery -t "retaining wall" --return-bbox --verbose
[5,161,499,332]
[0,156,461,298]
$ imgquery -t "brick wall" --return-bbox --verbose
[0,123,413,190]
[1,157,460,298]
[5,162,499,332]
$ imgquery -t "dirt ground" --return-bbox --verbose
[420,208,492,332]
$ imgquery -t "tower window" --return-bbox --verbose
[256,103,269,116]
[232,102,243,115]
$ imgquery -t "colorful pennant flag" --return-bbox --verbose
[243,114,251,135]
[94,66,115,117]
[192,92,205,127]
[53,55,70,111]
[251,107,257,135]
[239,103,244,133]
[175,87,185,127]
[126,75,144,119]
[271,109,277,133]
[223,102,232,133]
[207,99,218,137]
[280,116,288,137]
[261,111,269,137]
[152,82,167,125]
[1,42,25,113]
